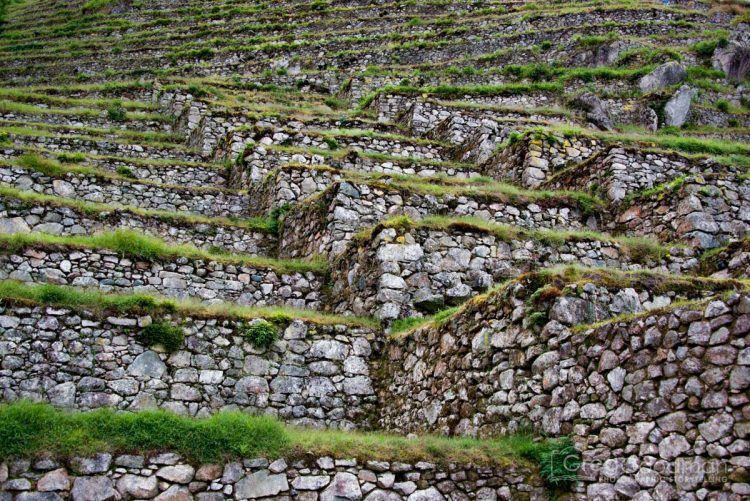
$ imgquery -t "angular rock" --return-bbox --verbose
[234,470,289,498]
[321,472,362,501]
[70,476,116,501]
[639,62,687,92]
[663,85,696,128]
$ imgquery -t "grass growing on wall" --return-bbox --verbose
[0,280,380,328]
[0,401,581,481]
[0,230,328,274]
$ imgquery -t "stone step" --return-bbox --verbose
[0,280,377,425]
[329,217,698,320]
[0,423,544,499]
[278,180,600,258]
[0,188,275,257]
[0,234,324,309]
[0,108,171,134]
[6,12,708,80]
[246,164,492,217]
[0,162,250,218]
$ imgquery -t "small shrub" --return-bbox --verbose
[243,320,278,349]
[539,438,581,490]
[0,131,9,145]
[507,131,523,146]
[56,152,86,163]
[540,40,552,51]
[323,137,338,150]
[107,101,127,121]
[716,99,730,112]
[268,203,291,235]
[527,311,548,327]
[115,165,136,178]
[139,321,184,352]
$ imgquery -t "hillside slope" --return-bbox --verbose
[0,0,749,500]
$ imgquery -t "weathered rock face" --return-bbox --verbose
[713,42,750,82]
[663,85,697,128]
[0,454,543,500]
[0,306,378,428]
[639,62,687,93]
[569,93,615,131]
[377,276,750,498]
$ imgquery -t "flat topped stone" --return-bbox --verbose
[234,469,289,498]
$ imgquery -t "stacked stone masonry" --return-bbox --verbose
[377,284,750,498]
[0,166,251,218]
[0,453,543,501]
[279,182,594,259]
[0,307,376,428]
[0,196,276,257]
[331,226,697,320]
[0,247,322,309]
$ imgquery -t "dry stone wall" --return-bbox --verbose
[278,182,595,259]
[481,135,602,188]
[234,145,478,189]
[0,305,376,428]
[547,147,730,204]
[0,166,251,218]
[0,195,276,257]
[0,247,322,309]
[614,173,750,250]
[377,280,750,498]
[330,225,698,320]
[1,135,202,163]
[0,453,544,501]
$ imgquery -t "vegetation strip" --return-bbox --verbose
[0,401,576,473]
[0,280,377,328]
[0,230,327,274]
[390,265,749,338]
[0,187,274,233]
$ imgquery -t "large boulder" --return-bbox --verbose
[570,93,614,131]
[713,42,750,81]
[639,62,687,93]
[663,85,697,127]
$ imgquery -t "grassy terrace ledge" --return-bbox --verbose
[0,401,579,484]
[0,230,327,274]
[0,280,377,328]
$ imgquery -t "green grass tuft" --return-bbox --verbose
[0,401,287,463]
[138,320,185,352]
[242,319,279,349]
